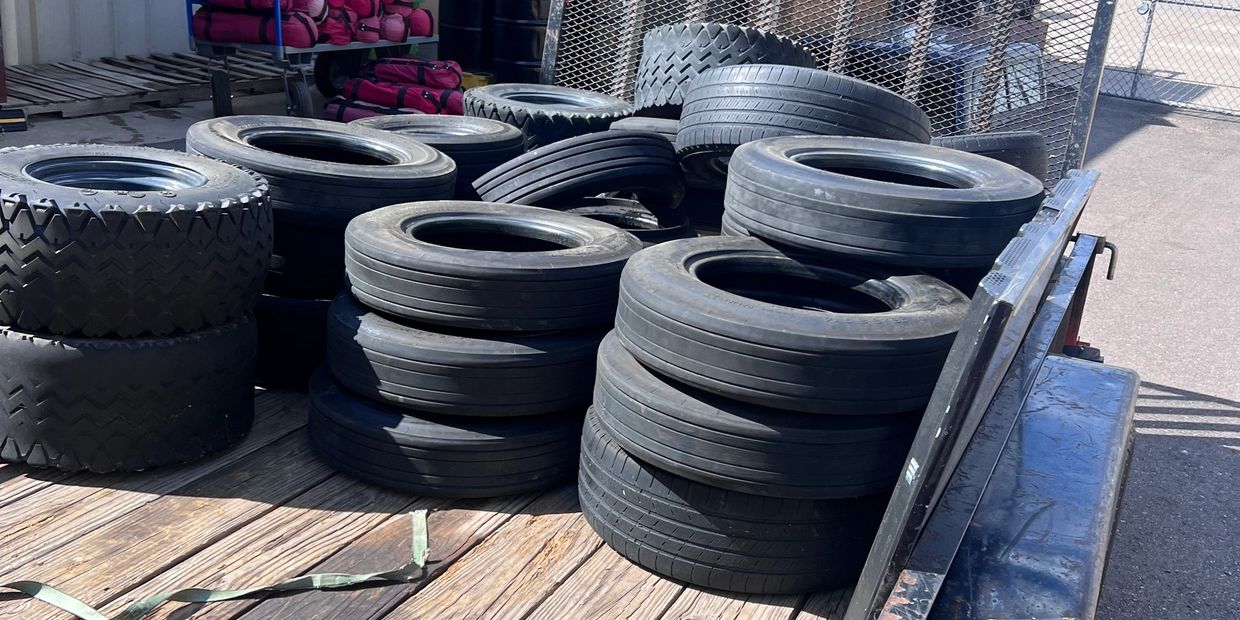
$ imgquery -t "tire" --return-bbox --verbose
[0,144,271,338]
[579,410,885,594]
[593,332,917,498]
[255,293,331,389]
[287,79,315,118]
[932,131,1048,182]
[472,130,685,215]
[308,369,582,497]
[0,319,256,472]
[326,293,601,416]
[314,50,368,97]
[352,115,526,199]
[676,65,932,188]
[210,69,233,117]
[187,116,456,297]
[633,23,819,118]
[464,83,633,149]
[344,201,643,331]
[610,117,678,144]
[614,236,969,414]
[723,136,1047,267]
[565,197,695,247]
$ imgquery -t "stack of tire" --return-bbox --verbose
[492,0,550,83]
[308,202,643,497]
[186,116,456,387]
[0,144,271,472]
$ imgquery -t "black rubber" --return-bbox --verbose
[255,293,331,390]
[326,293,602,416]
[186,115,456,297]
[615,236,970,414]
[723,136,1047,267]
[0,319,256,472]
[676,64,932,187]
[352,115,526,199]
[314,50,368,97]
[0,144,271,338]
[473,130,685,215]
[610,116,678,144]
[932,131,1049,182]
[593,333,917,498]
[579,410,886,594]
[344,201,643,331]
[634,23,819,118]
[464,83,633,149]
[210,70,233,117]
[565,197,695,247]
[308,369,583,498]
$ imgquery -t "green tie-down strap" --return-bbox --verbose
[1,509,429,620]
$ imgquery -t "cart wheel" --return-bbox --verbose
[210,69,233,118]
[287,80,315,118]
[314,50,368,97]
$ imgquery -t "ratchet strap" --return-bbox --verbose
[1,509,429,620]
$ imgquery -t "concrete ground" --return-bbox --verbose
[1,93,1237,619]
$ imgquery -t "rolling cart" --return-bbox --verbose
[186,1,438,117]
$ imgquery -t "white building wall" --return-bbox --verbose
[2,0,191,66]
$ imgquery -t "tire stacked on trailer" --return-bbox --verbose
[0,145,271,472]
[309,202,643,497]
[186,116,456,388]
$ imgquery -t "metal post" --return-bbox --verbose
[1129,0,1158,97]
[972,0,1018,131]
[901,0,941,100]
[1060,0,1119,177]
[540,0,567,84]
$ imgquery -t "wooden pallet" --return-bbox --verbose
[0,390,852,620]
[1,50,285,119]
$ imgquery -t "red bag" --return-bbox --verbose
[319,7,356,44]
[383,0,416,16]
[324,97,424,122]
[327,0,345,7]
[343,0,381,17]
[341,78,464,114]
[406,8,433,36]
[380,14,408,42]
[365,58,462,89]
[193,7,319,48]
[354,16,381,42]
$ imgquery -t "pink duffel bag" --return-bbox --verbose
[406,8,433,36]
[354,16,381,42]
[344,0,382,17]
[341,77,464,114]
[364,58,462,89]
[381,14,408,42]
[324,97,424,122]
[382,0,416,16]
[319,7,356,44]
[202,0,328,22]
[193,7,319,48]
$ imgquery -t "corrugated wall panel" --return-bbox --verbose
[2,0,191,65]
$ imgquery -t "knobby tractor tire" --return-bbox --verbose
[308,370,583,498]
[0,144,271,338]
[187,115,456,297]
[344,201,642,331]
[633,22,819,118]
[463,83,633,149]
[614,236,970,415]
[326,293,602,416]
[932,131,1049,182]
[473,130,685,216]
[353,115,526,199]
[578,410,887,594]
[723,136,1047,267]
[0,318,256,472]
[592,332,917,498]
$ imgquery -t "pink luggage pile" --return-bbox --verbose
[193,0,432,48]
[324,58,464,121]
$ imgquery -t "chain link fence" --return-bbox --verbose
[542,0,1116,183]
[1101,0,1240,114]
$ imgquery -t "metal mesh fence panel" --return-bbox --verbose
[544,0,1113,183]
[1101,0,1240,114]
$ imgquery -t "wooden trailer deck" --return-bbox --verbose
[0,390,851,620]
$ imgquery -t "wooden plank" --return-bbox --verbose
[55,62,163,93]
[3,78,74,103]
[16,64,135,97]
[97,58,194,86]
[0,433,333,620]
[133,55,209,82]
[237,493,541,620]
[100,476,441,620]
[796,588,853,620]
[217,54,283,77]
[659,590,805,620]
[6,68,109,100]
[0,390,306,575]
[165,53,270,82]
[526,544,685,620]
[384,486,602,620]
[0,465,75,510]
